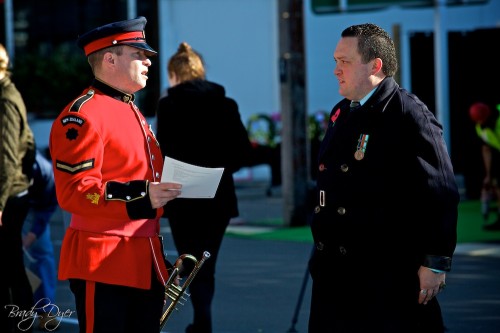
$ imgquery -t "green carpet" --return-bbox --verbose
[454,200,500,243]
[227,200,500,244]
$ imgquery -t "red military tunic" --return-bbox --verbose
[49,78,169,289]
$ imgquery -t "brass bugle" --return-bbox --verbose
[159,250,211,331]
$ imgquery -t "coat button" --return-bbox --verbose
[337,207,346,215]
[319,164,326,171]
[156,172,160,178]
[314,206,321,213]
[340,164,349,172]
[339,246,347,255]
[316,242,324,251]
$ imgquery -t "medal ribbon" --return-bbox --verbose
[356,134,369,154]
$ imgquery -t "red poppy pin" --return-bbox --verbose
[330,108,340,126]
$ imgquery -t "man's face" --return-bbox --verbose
[333,37,374,101]
[112,46,152,94]
[0,46,9,76]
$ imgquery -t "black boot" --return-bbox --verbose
[483,217,500,231]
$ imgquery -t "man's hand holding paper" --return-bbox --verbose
[149,182,182,208]
[161,156,224,198]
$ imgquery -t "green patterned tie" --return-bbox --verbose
[350,101,360,110]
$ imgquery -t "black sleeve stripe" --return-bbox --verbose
[69,90,95,112]
[55,159,95,174]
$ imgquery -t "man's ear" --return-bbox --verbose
[103,52,115,66]
[372,58,383,75]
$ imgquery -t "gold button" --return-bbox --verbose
[340,164,349,172]
[337,207,346,215]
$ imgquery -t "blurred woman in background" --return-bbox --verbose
[155,42,252,333]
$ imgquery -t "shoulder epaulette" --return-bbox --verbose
[69,89,95,113]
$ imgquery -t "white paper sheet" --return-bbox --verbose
[161,156,224,198]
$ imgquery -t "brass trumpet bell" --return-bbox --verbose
[159,251,211,331]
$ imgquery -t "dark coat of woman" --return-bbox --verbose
[156,79,251,218]
[155,78,252,333]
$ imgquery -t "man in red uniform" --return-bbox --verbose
[49,17,182,333]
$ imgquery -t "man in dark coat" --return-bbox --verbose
[22,150,59,331]
[308,23,459,333]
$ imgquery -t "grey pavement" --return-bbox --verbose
[38,181,500,332]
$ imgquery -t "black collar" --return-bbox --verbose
[91,78,135,103]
